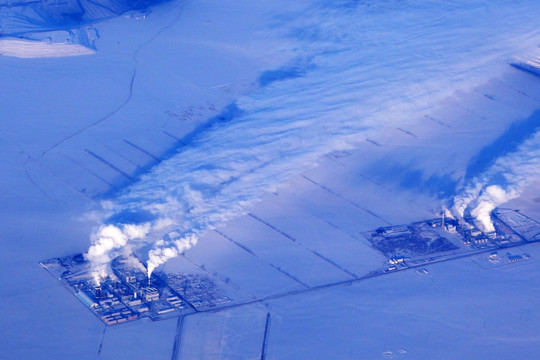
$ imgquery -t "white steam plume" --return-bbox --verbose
[85,223,150,284]
[85,0,540,276]
[453,130,540,232]
[147,233,198,277]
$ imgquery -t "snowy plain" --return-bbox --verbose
[2,0,540,359]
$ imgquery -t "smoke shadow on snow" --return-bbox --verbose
[99,103,244,199]
[465,109,540,182]
[81,0,540,278]
[106,209,156,225]
[258,58,317,87]
[366,106,540,201]
[364,162,459,199]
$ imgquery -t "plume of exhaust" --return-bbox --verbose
[85,223,150,284]
[453,130,540,232]
[452,183,482,219]
[85,0,540,276]
[469,185,518,232]
[147,232,198,278]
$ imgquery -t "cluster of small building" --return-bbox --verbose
[507,253,530,263]
[370,217,460,261]
[485,251,532,267]
[455,221,495,247]
[40,253,237,326]
[166,274,231,310]
[93,269,188,324]
[369,208,540,274]
[72,282,141,326]
[386,255,409,271]
[368,212,527,272]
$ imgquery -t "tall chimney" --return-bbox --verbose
[442,211,445,228]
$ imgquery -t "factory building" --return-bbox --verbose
[76,291,97,308]
[143,287,160,302]
[376,225,411,237]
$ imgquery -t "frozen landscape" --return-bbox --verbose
[2,0,540,359]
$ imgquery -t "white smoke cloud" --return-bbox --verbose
[147,233,198,277]
[85,223,150,284]
[85,1,540,276]
[453,130,540,232]
[453,183,482,219]
[470,185,518,232]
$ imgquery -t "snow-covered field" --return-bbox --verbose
[2,0,540,358]
[0,38,95,58]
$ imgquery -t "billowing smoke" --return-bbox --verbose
[147,233,198,277]
[85,223,150,284]
[84,0,540,277]
[453,130,540,232]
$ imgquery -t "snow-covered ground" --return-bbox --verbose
[0,38,95,58]
[2,0,540,358]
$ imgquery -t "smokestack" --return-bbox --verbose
[441,211,445,228]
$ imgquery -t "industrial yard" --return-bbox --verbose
[39,209,540,327]
[40,255,231,326]
[363,208,540,271]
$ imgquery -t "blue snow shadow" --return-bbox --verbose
[100,103,244,199]
[258,59,317,87]
[363,159,459,199]
[106,209,156,225]
[180,103,244,145]
[365,108,540,200]
[464,109,540,181]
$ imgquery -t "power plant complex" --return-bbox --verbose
[41,208,540,326]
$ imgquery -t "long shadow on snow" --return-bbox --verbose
[363,160,460,200]
[100,103,244,201]
[464,108,540,181]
